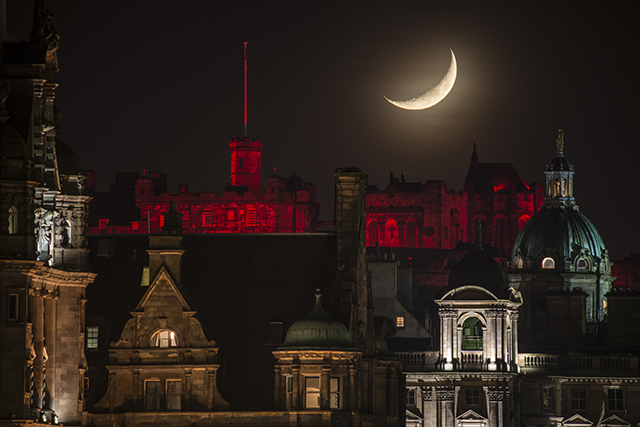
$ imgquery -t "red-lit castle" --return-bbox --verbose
[88,137,320,234]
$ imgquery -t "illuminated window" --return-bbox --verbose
[543,386,555,410]
[608,388,623,411]
[159,215,165,228]
[226,209,236,221]
[246,208,258,227]
[144,380,161,411]
[150,330,178,348]
[577,258,588,270]
[330,377,341,409]
[266,322,284,344]
[570,388,586,410]
[166,380,182,410]
[8,293,19,321]
[465,389,480,405]
[99,218,109,229]
[131,221,139,230]
[542,257,555,269]
[406,388,415,405]
[396,316,405,328]
[462,317,483,350]
[86,327,99,350]
[8,206,17,234]
[202,211,214,226]
[513,257,524,269]
[304,376,320,408]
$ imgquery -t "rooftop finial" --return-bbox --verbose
[555,126,565,154]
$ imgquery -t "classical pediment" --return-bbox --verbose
[562,414,593,427]
[135,265,191,311]
[457,409,488,427]
[600,415,629,427]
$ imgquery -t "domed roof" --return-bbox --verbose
[286,170,309,192]
[55,139,83,175]
[0,119,28,160]
[448,243,508,295]
[280,292,356,350]
[511,204,606,261]
[546,154,572,172]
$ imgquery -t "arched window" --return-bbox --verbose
[461,317,483,350]
[542,257,555,269]
[384,220,398,247]
[150,330,178,348]
[513,257,524,269]
[367,221,378,246]
[577,258,589,270]
[8,206,18,234]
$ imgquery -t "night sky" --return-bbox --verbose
[6,1,639,259]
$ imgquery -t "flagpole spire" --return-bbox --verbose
[244,41,248,138]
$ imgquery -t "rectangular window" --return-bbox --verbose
[608,388,624,411]
[159,215,165,228]
[266,322,284,345]
[226,209,236,221]
[406,388,415,405]
[542,386,555,410]
[86,327,99,350]
[396,316,405,328]
[465,389,480,405]
[304,376,320,409]
[8,293,19,321]
[330,377,341,409]
[98,218,109,229]
[246,209,258,227]
[202,211,214,227]
[570,388,587,410]
[84,376,90,390]
[286,376,293,409]
[131,221,139,230]
[144,380,161,411]
[166,380,182,410]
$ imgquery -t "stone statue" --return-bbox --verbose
[36,209,54,262]
[31,7,60,52]
[556,127,565,153]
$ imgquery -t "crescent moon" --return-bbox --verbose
[384,49,457,110]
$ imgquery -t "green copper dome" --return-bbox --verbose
[280,293,356,350]
[511,204,606,262]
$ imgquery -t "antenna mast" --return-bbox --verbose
[244,41,248,138]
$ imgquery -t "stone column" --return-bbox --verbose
[31,290,45,410]
[184,370,192,410]
[207,370,215,410]
[348,365,356,410]
[512,313,519,371]
[273,368,283,410]
[44,294,57,410]
[292,365,300,410]
[108,372,116,412]
[437,387,455,427]
[488,387,508,427]
[132,370,140,410]
[321,362,330,409]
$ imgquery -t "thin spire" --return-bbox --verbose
[244,42,248,138]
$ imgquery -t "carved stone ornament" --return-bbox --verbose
[436,387,455,402]
[420,386,433,401]
[439,308,457,318]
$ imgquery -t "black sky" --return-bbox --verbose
[6,1,640,259]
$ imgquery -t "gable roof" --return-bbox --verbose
[134,265,191,312]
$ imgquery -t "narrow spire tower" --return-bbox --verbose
[244,41,248,137]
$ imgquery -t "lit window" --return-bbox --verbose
[396,317,405,328]
[202,211,214,227]
[246,208,258,227]
[465,389,480,405]
[150,330,178,348]
[86,327,99,350]
[131,221,139,230]
[99,218,109,229]
[226,209,236,221]
[304,376,320,408]
[542,257,555,269]
[266,322,284,345]
[330,377,341,409]
[8,293,19,321]
[159,215,165,228]
[570,388,587,410]
[543,386,555,410]
[144,380,161,411]
[166,380,182,410]
[608,388,623,411]
[8,206,18,234]
[462,317,483,350]
[406,388,415,405]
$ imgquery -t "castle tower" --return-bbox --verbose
[229,137,262,193]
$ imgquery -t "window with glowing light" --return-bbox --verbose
[86,327,99,350]
[8,206,17,234]
[202,211,214,227]
[131,221,139,230]
[304,376,320,408]
[396,317,405,328]
[542,257,555,269]
[99,218,109,229]
[150,330,178,348]
[226,209,236,221]
[159,215,165,228]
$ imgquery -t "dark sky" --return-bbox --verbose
[6,1,640,259]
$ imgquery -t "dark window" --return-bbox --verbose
[145,380,161,411]
[570,388,587,410]
[543,386,554,410]
[608,388,624,411]
[406,388,415,405]
[465,389,479,405]
[8,293,19,321]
